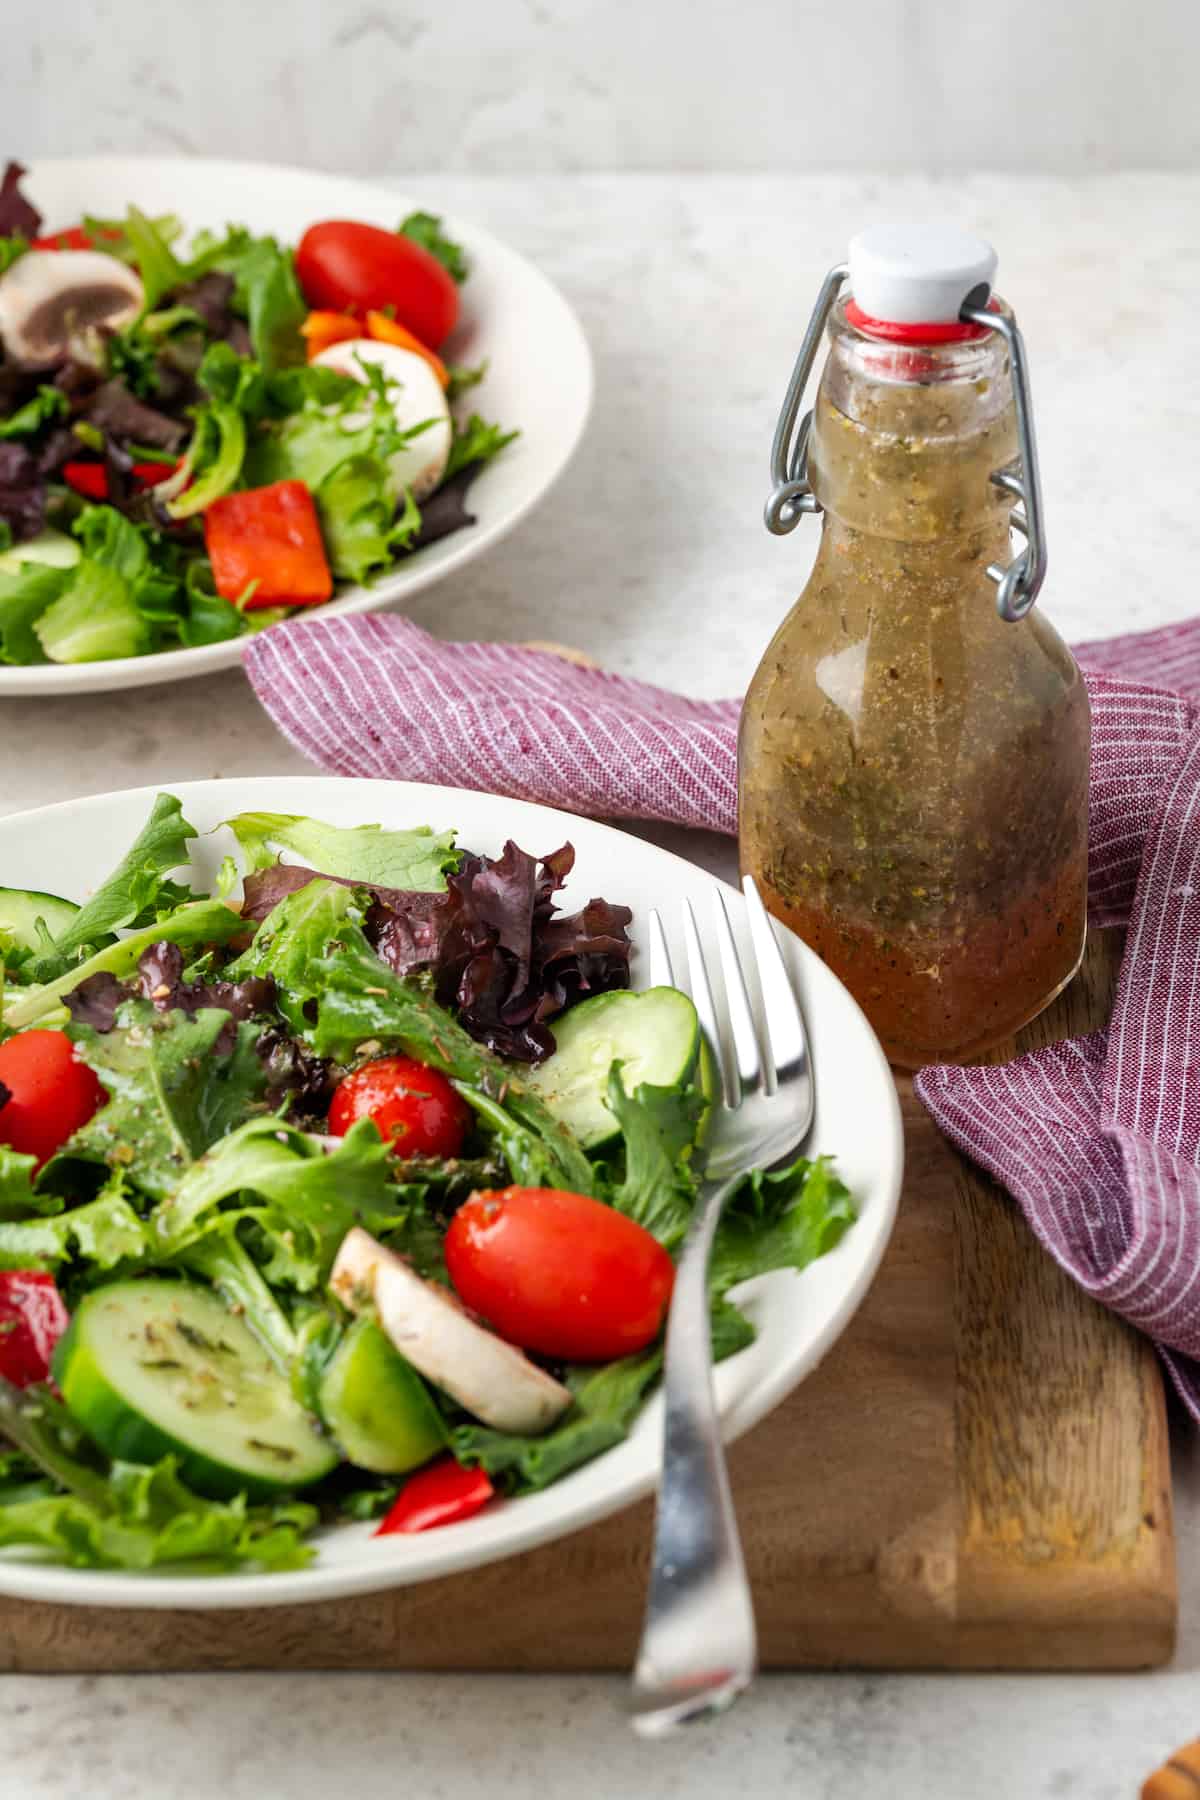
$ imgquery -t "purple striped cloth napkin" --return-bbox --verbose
[245,613,1200,1419]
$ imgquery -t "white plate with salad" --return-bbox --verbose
[0,157,592,696]
[0,777,901,1609]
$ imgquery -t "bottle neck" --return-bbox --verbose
[807,298,1018,546]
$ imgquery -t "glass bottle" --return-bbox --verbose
[739,227,1090,1068]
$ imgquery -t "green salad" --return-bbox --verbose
[0,795,854,1573]
[0,159,515,667]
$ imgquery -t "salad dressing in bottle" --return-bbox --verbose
[739,227,1089,1068]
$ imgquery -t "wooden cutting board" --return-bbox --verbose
[0,931,1176,1673]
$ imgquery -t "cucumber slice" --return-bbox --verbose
[527,987,702,1149]
[54,1279,339,1500]
[0,528,81,577]
[318,1316,445,1475]
[0,886,82,954]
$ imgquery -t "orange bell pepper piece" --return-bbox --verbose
[301,310,362,362]
[365,311,449,388]
[204,480,333,609]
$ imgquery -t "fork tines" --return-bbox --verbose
[647,875,809,1111]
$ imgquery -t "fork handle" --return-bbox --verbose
[630,1173,757,1737]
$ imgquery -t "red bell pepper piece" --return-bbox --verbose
[373,1458,494,1536]
[204,480,333,610]
[0,1272,69,1389]
[31,225,122,252]
[62,461,180,502]
[62,461,108,500]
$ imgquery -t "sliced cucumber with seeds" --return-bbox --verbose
[0,887,83,955]
[318,1316,445,1475]
[527,986,705,1149]
[53,1279,338,1500]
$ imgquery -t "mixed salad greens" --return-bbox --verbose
[0,796,855,1573]
[0,161,515,667]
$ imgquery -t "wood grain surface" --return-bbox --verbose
[0,931,1176,1672]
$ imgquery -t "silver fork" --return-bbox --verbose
[630,874,815,1738]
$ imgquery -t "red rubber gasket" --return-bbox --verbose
[845,298,995,343]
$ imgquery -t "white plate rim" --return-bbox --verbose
[0,776,903,1608]
[0,157,594,697]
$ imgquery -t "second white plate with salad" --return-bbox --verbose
[0,777,901,1610]
[0,157,592,696]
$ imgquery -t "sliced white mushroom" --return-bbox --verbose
[312,339,451,502]
[0,250,144,368]
[331,1227,571,1436]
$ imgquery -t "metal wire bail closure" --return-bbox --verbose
[763,263,848,536]
[960,304,1048,622]
[763,267,1048,624]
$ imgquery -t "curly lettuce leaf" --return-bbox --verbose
[397,211,469,284]
[444,413,518,482]
[452,1346,663,1492]
[709,1155,857,1297]
[163,401,246,520]
[224,235,306,372]
[599,1066,705,1253]
[317,452,421,583]
[61,1002,269,1201]
[34,561,149,664]
[225,810,459,889]
[28,509,185,668]
[0,562,63,664]
[0,1146,46,1220]
[177,559,248,647]
[3,899,245,1031]
[0,385,69,441]
[120,206,185,309]
[0,1178,149,1272]
[226,881,593,1193]
[242,354,399,493]
[32,791,199,971]
[0,1381,315,1571]
[154,1115,402,1288]
[450,1297,762,1497]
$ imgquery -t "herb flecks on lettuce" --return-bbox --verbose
[0,1381,315,1571]
[225,879,595,1194]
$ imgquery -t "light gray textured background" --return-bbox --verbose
[8,0,1200,175]
[4,7,1200,1799]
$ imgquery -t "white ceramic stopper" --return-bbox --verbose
[847,224,998,324]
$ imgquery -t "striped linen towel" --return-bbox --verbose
[245,613,1200,1419]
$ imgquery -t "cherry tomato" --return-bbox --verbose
[0,1271,69,1388]
[374,1457,493,1535]
[0,1030,105,1169]
[295,221,458,349]
[445,1186,676,1363]
[329,1055,471,1159]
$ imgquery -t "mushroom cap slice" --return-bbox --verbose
[0,250,144,368]
[331,1226,572,1436]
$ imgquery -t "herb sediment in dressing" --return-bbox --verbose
[740,301,1090,1067]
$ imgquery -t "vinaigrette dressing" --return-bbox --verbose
[741,238,1089,1067]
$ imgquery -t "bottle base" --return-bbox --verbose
[882,932,1088,1070]
[746,870,1089,1074]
